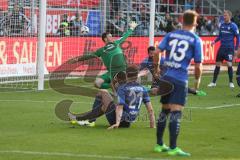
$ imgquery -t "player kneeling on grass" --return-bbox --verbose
[68,21,138,90]
[68,65,155,129]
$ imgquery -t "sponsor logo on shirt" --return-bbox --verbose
[164,61,182,68]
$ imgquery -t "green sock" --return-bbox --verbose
[100,83,111,89]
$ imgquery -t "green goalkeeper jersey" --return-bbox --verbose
[92,29,133,77]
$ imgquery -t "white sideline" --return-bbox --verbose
[185,104,240,109]
[0,99,92,104]
[205,103,240,110]
[0,99,240,110]
[0,150,167,160]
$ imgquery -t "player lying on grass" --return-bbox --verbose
[68,65,156,129]
[68,21,138,90]
[153,10,203,156]
[138,46,206,96]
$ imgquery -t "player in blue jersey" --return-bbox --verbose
[138,46,166,88]
[68,65,155,129]
[208,10,240,88]
[139,46,206,96]
[108,65,155,129]
[139,46,166,76]
[153,10,203,156]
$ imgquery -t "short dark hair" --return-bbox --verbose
[112,71,127,89]
[115,71,127,85]
[183,10,198,26]
[148,46,155,53]
[126,64,139,81]
[101,32,111,42]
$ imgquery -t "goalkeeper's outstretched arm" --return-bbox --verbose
[115,21,138,45]
[68,50,101,64]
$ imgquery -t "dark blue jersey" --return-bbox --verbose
[158,29,203,83]
[214,22,240,50]
[117,82,150,122]
[139,57,154,72]
[140,56,165,74]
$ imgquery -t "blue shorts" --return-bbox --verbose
[216,47,234,62]
[160,76,187,106]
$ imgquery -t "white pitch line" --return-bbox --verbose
[0,99,92,104]
[0,99,240,110]
[189,74,226,79]
[0,150,167,160]
[188,103,240,110]
[206,103,240,109]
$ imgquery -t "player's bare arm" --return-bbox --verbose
[194,63,203,90]
[108,105,123,130]
[153,48,161,79]
[145,102,155,128]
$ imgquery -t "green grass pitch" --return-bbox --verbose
[0,73,239,160]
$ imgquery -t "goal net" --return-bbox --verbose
[0,0,41,90]
[0,0,227,91]
[0,0,153,90]
[46,0,153,85]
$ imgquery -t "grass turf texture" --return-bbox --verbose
[0,73,239,160]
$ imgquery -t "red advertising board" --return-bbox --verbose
[0,36,238,72]
[47,0,100,8]
[0,0,8,11]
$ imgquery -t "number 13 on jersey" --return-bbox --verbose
[169,39,189,62]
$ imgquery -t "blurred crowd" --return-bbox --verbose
[107,0,227,36]
[1,0,239,37]
[0,4,30,36]
[107,10,222,36]
[0,3,85,36]
[57,11,84,36]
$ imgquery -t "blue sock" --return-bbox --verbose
[169,111,182,149]
[228,67,233,83]
[157,109,170,146]
[213,66,220,83]
[88,95,102,122]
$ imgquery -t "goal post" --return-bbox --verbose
[0,0,157,90]
[37,0,47,91]
[0,0,226,91]
[149,0,156,46]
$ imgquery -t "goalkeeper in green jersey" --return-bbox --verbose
[69,21,138,89]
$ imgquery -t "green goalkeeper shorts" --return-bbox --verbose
[99,69,125,83]
[99,72,111,84]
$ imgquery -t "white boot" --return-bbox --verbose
[207,82,216,87]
